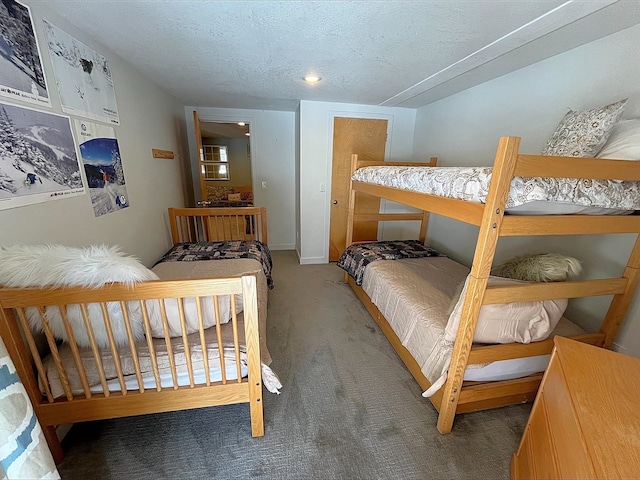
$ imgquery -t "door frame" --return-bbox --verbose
[190,111,256,206]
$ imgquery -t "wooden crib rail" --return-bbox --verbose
[0,274,263,462]
[169,207,268,244]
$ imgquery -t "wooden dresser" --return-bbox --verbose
[511,336,640,479]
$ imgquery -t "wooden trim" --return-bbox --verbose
[468,333,605,364]
[514,154,640,180]
[482,278,627,304]
[36,382,251,425]
[352,182,484,226]
[500,215,640,236]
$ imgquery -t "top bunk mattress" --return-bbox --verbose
[352,166,640,213]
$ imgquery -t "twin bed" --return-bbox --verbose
[0,206,276,463]
[340,135,640,434]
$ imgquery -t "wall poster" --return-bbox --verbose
[43,20,120,125]
[74,119,129,217]
[0,0,50,106]
[0,101,84,210]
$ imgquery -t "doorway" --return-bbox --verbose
[193,111,253,206]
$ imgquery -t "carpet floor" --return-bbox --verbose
[57,250,530,479]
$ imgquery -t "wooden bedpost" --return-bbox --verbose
[437,136,521,434]
[0,306,65,464]
[242,274,265,437]
[600,233,640,348]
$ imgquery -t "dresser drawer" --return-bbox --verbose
[542,360,595,478]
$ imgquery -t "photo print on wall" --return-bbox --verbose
[43,19,120,125]
[74,119,129,217]
[0,0,50,106]
[0,101,84,210]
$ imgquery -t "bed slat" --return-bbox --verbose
[121,301,145,393]
[58,305,92,399]
[80,303,110,397]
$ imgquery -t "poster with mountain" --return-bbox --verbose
[0,101,84,210]
[74,119,129,217]
[0,0,50,106]
[43,20,119,125]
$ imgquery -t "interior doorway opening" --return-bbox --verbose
[196,119,253,207]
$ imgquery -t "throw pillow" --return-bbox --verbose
[445,275,567,344]
[597,119,640,160]
[491,253,582,282]
[542,99,627,157]
[0,244,158,348]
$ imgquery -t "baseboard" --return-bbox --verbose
[268,243,295,251]
[299,256,327,265]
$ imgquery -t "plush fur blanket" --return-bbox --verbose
[0,244,158,348]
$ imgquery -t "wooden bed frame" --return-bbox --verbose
[0,207,269,464]
[345,136,640,434]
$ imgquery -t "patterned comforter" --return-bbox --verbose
[156,240,274,289]
[337,240,442,286]
[352,166,640,210]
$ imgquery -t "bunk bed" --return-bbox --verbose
[0,207,277,463]
[341,136,640,434]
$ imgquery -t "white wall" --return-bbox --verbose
[184,107,296,250]
[0,2,188,267]
[298,100,417,264]
[412,23,640,357]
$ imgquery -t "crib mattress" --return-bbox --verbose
[151,258,272,365]
[42,315,281,398]
[352,166,640,212]
[361,256,584,387]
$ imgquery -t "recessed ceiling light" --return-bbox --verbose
[245,132,250,136]
[303,75,321,84]
[237,122,246,126]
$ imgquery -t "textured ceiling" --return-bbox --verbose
[43,1,640,111]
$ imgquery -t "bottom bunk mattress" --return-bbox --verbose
[360,256,584,392]
[42,313,282,399]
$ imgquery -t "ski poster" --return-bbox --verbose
[0,101,84,210]
[74,119,129,217]
[0,0,50,106]
[43,20,120,125]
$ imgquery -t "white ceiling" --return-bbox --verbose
[44,1,640,112]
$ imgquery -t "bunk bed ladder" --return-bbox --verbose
[436,136,522,434]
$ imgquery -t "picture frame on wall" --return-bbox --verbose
[0,0,51,106]
[0,101,85,211]
[42,19,120,125]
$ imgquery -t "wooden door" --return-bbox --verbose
[193,110,207,203]
[329,117,388,261]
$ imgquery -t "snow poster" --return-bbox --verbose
[74,119,129,217]
[43,20,120,125]
[0,101,84,210]
[0,0,50,106]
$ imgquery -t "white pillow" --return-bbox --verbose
[444,275,567,345]
[0,244,159,348]
[542,99,627,157]
[146,295,243,338]
[597,119,640,160]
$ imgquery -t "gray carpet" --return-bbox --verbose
[57,250,530,479]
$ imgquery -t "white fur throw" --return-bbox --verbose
[0,244,159,348]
